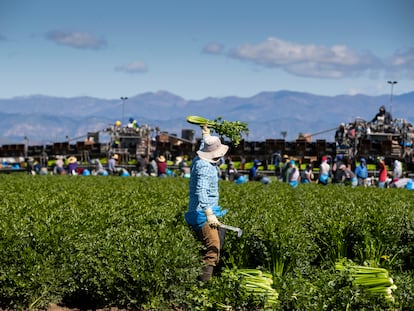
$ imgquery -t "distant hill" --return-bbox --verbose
[0,90,413,145]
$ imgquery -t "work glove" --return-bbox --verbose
[201,124,210,138]
[204,207,221,228]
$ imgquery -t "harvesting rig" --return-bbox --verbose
[103,122,196,162]
[0,115,413,174]
[334,116,414,167]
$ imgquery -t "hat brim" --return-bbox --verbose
[197,144,229,163]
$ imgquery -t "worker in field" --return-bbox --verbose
[67,156,78,175]
[184,125,229,282]
[301,164,314,184]
[25,157,35,175]
[147,156,158,176]
[248,159,262,181]
[91,158,108,176]
[332,154,345,184]
[249,159,270,184]
[272,150,282,177]
[355,157,369,186]
[318,156,330,185]
[53,155,66,175]
[377,157,389,188]
[156,155,168,177]
[287,160,300,187]
[178,158,191,178]
[392,159,402,180]
[135,154,148,176]
[339,164,358,187]
[108,154,119,175]
[226,160,238,181]
[280,154,290,182]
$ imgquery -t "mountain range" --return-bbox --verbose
[1,90,413,146]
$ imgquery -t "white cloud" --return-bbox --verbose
[46,30,107,49]
[391,48,414,66]
[115,61,148,74]
[387,48,414,79]
[228,37,382,79]
[202,42,224,54]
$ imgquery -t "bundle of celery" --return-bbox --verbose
[335,261,397,303]
[237,269,279,308]
[186,115,249,147]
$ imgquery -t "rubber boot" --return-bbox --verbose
[198,265,214,282]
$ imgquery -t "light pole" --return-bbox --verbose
[120,96,128,126]
[24,136,29,158]
[387,81,397,115]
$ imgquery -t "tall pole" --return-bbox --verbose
[387,81,397,116]
[120,97,128,126]
[24,136,29,158]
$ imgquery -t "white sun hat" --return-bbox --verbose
[197,136,229,163]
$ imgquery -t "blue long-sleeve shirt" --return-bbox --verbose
[355,165,368,179]
[185,137,227,230]
[188,156,219,213]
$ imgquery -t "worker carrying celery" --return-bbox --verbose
[184,124,229,282]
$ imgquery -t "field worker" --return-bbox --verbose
[53,155,66,175]
[147,156,158,176]
[280,154,290,182]
[226,161,238,181]
[108,154,119,175]
[301,164,314,184]
[249,159,262,181]
[156,155,168,177]
[184,125,229,282]
[272,150,282,177]
[332,154,345,184]
[249,159,270,184]
[339,164,358,187]
[287,160,300,188]
[67,156,78,175]
[178,158,191,178]
[392,159,402,181]
[135,154,148,176]
[318,156,330,185]
[355,157,368,186]
[377,157,388,188]
[91,158,108,176]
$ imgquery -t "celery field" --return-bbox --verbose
[1,174,413,310]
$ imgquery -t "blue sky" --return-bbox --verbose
[1,0,413,100]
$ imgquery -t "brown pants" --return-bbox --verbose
[197,223,221,266]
